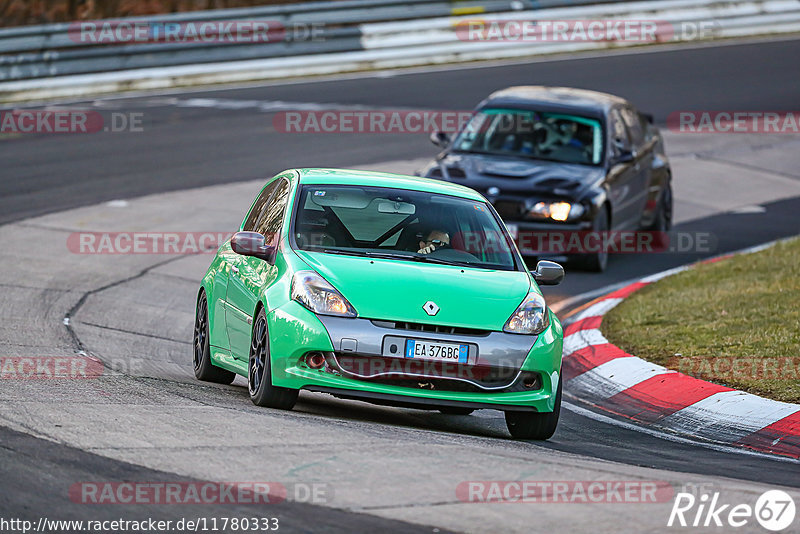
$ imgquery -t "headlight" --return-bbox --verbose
[527,201,584,222]
[291,271,357,317]
[503,292,549,335]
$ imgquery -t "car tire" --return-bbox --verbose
[438,407,475,415]
[193,291,236,385]
[647,183,673,232]
[504,372,562,440]
[575,208,609,272]
[248,308,298,410]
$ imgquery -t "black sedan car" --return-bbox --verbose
[419,86,673,271]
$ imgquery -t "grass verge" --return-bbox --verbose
[603,238,800,403]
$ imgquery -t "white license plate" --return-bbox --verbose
[405,339,468,364]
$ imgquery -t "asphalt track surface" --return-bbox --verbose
[0,426,445,532]
[2,37,800,531]
[3,37,800,224]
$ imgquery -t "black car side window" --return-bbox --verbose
[254,179,291,247]
[621,106,645,147]
[610,109,632,155]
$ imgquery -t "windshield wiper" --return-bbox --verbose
[320,249,471,267]
[366,251,470,267]
[320,248,371,258]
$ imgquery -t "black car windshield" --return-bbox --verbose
[452,108,604,166]
[293,185,519,271]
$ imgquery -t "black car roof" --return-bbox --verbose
[478,86,629,119]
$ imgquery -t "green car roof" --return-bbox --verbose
[291,168,486,201]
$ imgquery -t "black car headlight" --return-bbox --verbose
[527,201,585,222]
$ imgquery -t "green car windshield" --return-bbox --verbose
[292,185,519,271]
[452,108,604,166]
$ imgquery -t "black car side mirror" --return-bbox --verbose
[533,260,564,286]
[613,149,635,165]
[429,131,451,148]
[231,231,277,265]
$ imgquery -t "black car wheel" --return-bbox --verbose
[248,308,298,409]
[648,183,673,232]
[193,291,235,384]
[504,372,562,440]
[576,208,609,272]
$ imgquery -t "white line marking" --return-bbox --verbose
[571,297,624,321]
[563,401,800,464]
[551,280,636,316]
[640,266,689,283]
[659,390,800,442]
[569,357,673,398]
[562,328,608,355]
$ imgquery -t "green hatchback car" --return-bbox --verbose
[194,168,565,439]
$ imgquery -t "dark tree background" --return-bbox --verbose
[1,0,327,27]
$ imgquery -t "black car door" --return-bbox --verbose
[620,106,653,227]
[605,108,646,231]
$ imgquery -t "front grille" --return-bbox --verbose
[329,353,522,391]
[447,166,466,178]
[370,320,490,337]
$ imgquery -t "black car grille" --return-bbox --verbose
[370,320,490,337]
[447,166,466,178]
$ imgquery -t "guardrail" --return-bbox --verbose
[0,0,798,101]
[0,0,541,81]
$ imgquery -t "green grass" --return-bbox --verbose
[603,238,800,403]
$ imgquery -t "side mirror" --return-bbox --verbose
[231,231,276,264]
[533,260,564,286]
[429,131,451,148]
[613,149,635,165]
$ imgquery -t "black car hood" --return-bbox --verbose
[434,152,605,197]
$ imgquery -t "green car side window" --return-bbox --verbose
[254,179,291,246]
[242,180,280,232]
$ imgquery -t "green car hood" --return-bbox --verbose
[294,251,532,331]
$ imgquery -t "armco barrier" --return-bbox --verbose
[1,0,799,101]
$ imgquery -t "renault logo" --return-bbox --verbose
[423,301,440,316]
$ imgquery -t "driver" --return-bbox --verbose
[418,229,450,254]
[538,119,580,151]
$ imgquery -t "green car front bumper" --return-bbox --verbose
[264,300,563,413]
